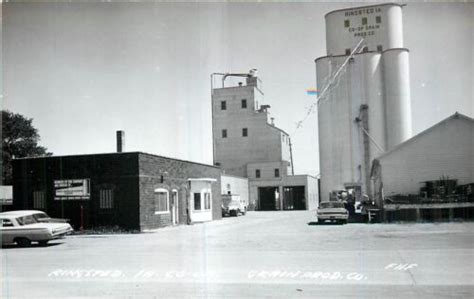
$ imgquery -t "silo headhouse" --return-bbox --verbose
[315,3,412,202]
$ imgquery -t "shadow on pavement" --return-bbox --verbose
[307,221,344,226]
[1,242,64,249]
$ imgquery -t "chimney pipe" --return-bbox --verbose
[116,130,125,153]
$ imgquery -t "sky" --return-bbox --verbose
[2,1,473,176]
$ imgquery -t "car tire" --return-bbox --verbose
[38,240,49,247]
[236,209,240,217]
[15,238,31,247]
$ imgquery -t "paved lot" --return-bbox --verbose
[1,211,474,298]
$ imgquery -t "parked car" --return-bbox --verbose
[1,211,73,247]
[222,194,247,217]
[316,201,349,224]
[1,210,69,223]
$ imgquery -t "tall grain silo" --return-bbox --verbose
[315,3,412,202]
[383,49,412,149]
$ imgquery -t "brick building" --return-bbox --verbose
[12,152,221,231]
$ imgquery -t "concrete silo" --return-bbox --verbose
[315,3,412,202]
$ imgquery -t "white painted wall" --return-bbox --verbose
[325,3,404,55]
[283,175,319,210]
[212,82,291,177]
[189,180,213,222]
[378,115,474,196]
[221,174,249,206]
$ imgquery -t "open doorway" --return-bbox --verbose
[258,187,279,210]
[283,186,306,210]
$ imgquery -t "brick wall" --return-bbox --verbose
[12,152,222,232]
[138,153,222,230]
[12,153,141,230]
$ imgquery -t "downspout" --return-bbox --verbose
[210,73,225,166]
[289,137,295,175]
[210,74,215,166]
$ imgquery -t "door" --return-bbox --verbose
[258,187,278,210]
[171,190,179,225]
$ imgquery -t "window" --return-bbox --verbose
[274,168,280,178]
[204,192,211,210]
[222,129,227,138]
[344,19,350,28]
[215,162,221,166]
[17,215,36,225]
[194,193,201,210]
[377,45,383,52]
[242,128,248,137]
[256,169,261,178]
[154,189,169,214]
[345,48,351,55]
[1,219,14,227]
[33,191,45,209]
[362,17,367,25]
[221,101,226,110]
[241,99,247,109]
[99,189,114,209]
[376,16,381,24]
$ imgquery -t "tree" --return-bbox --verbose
[1,110,52,184]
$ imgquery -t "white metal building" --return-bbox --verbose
[371,113,474,197]
[315,3,412,202]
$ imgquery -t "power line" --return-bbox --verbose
[290,38,366,137]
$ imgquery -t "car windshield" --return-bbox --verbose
[16,215,38,225]
[320,202,345,209]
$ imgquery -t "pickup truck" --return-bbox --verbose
[221,194,247,217]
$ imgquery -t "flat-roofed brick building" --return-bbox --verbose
[12,152,221,231]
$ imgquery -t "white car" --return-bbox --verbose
[316,201,349,224]
[1,210,69,223]
[1,211,73,247]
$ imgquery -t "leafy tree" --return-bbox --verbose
[1,110,52,184]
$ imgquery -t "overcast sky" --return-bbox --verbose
[2,1,473,176]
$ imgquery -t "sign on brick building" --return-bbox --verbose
[54,179,91,200]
